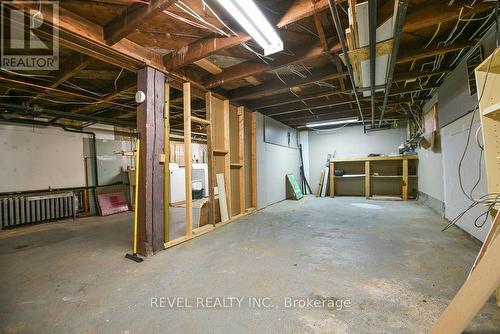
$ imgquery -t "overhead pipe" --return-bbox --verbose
[369,0,377,127]
[378,0,409,127]
[0,103,135,128]
[328,0,366,132]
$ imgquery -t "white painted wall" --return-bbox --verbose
[441,113,491,241]
[416,97,444,204]
[307,125,407,193]
[0,124,85,192]
[256,113,301,209]
[416,147,444,202]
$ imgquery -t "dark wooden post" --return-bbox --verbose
[136,67,165,256]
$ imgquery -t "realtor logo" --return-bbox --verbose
[1,1,59,70]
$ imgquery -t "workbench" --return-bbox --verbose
[329,155,418,200]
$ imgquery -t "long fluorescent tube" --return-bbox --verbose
[306,117,359,128]
[215,0,283,56]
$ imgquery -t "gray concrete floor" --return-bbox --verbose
[0,196,499,333]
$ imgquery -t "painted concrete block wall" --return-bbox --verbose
[256,112,301,209]
[441,113,491,241]
[417,25,498,241]
[0,124,85,192]
[307,125,407,193]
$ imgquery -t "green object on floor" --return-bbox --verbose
[192,189,204,200]
[286,173,303,200]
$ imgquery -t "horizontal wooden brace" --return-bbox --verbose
[190,116,211,126]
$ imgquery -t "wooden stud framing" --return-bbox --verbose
[237,106,245,214]
[251,112,257,208]
[365,161,370,198]
[223,100,232,219]
[183,82,192,237]
[402,159,408,201]
[206,92,216,226]
[164,82,171,243]
[329,161,335,197]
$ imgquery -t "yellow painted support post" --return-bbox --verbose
[133,138,140,254]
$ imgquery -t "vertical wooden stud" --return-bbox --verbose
[223,100,232,218]
[329,161,335,197]
[164,82,170,243]
[205,92,215,226]
[251,111,257,208]
[184,82,192,236]
[238,106,245,214]
[365,160,370,199]
[402,158,408,201]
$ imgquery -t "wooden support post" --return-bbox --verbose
[136,67,165,256]
[402,158,408,200]
[329,161,335,197]
[365,160,370,198]
[164,82,170,243]
[223,100,232,218]
[430,230,500,333]
[184,82,192,236]
[237,106,245,214]
[251,111,257,208]
[205,92,216,226]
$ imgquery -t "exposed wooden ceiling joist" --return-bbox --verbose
[104,0,179,45]
[230,67,348,101]
[204,42,342,88]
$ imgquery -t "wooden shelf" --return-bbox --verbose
[230,163,243,168]
[482,101,500,121]
[213,149,228,155]
[372,175,402,178]
[335,174,365,178]
[331,154,417,162]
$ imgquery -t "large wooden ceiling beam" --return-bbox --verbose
[277,0,346,28]
[104,0,179,45]
[165,34,251,70]
[6,2,210,99]
[230,68,347,101]
[204,42,341,88]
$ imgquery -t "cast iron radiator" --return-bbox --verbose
[0,191,77,229]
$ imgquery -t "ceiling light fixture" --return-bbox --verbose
[306,117,360,128]
[215,0,283,56]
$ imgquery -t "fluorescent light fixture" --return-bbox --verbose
[215,0,283,56]
[306,117,359,128]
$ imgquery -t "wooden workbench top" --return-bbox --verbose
[330,155,418,162]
